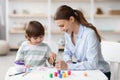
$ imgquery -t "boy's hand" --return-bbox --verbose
[48,52,56,65]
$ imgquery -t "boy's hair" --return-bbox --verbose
[25,21,45,38]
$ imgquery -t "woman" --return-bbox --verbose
[54,5,111,80]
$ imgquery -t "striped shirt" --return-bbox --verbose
[63,24,110,73]
[16,41,51,67]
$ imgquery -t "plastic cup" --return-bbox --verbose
[14,60,25,72]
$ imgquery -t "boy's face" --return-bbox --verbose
[29,35,44,45]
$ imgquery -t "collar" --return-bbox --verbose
[65,24,84,39]
[77,24,84,39]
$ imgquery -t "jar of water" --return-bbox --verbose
[14,60,25,72]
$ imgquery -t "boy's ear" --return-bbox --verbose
[69,16,75,22]
[25,34,30,41]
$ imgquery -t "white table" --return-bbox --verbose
[5,67,108,80]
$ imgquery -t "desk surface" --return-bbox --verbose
[5,67,108,80]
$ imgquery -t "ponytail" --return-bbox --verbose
[74,10,101,42]
[54,5,101,42]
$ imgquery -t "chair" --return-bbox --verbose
[101,41,120,80]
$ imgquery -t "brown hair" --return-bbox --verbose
[54,5,101,42]
[25,21,45,39]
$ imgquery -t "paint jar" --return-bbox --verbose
[14,60,25,72]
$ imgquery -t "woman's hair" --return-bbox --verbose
[54,5,101,42]
[25,21,45,38]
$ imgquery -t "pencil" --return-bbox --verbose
[22,71,31,77]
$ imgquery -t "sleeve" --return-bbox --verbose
[45,44,52,59]
[68,30,99,70]
[15,42,25,61]
[63,35,72,62]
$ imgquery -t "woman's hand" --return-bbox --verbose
[48,52,56,65]
[55,60,68,70]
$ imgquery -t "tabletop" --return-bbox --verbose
[5,66,108,80]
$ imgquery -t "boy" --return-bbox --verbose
[15,21,56,67]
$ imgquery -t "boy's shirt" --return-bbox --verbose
[16,41,51,67]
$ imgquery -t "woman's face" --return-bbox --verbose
[55,17,74,34]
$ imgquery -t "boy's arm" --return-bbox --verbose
[48,52,56,65]
[15,43,25,61]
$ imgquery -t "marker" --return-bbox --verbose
[9,72,25,77]
[49,73,53,78]
[67,70,71,75]
[53,59,56,66]
[54,72,58,77]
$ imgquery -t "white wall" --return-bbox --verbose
[7,0,120,52]
[0,0,6,40]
